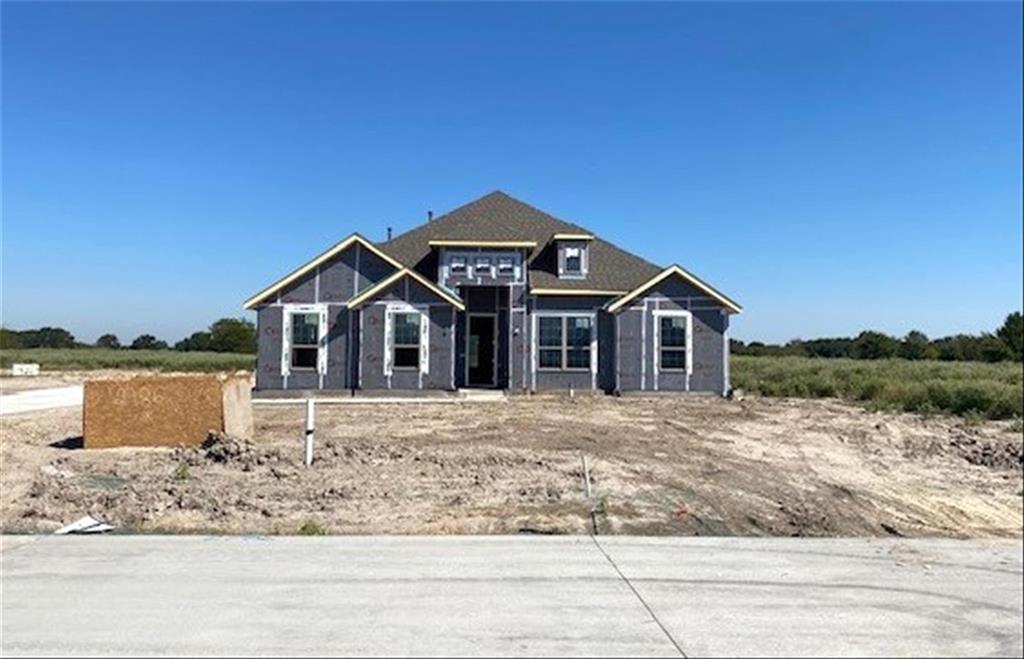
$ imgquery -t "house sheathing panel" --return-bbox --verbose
[247,192,740,395]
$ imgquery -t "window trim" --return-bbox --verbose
[390,311,422,371]
[557,242,589,280]
[384,304,429,376]
[653,310,693,374]
[473,256,493,278]
[281,304,328,376]
[534,313,596,373]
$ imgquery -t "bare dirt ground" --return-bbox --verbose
[1,395,1021,537]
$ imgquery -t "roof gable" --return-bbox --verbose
[346,268,465,310]
[243,233,402,309]
[606,265,743,314]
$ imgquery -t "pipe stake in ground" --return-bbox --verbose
[304,399,315,466]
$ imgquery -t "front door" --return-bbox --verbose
[468,315,496,387]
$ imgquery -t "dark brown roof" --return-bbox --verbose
[378,191,662,292]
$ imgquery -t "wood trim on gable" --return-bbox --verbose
[346,268,466,310]
[606,265,742,314]
[243,233,404,309]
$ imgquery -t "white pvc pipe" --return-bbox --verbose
[304,399,315,467]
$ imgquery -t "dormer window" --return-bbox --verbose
[450,256,467,276]
[497,257,514,275]
[474,257,493,277]
[564,247,582,274]
[556,239,589,279]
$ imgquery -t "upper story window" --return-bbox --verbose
[450,256,467,276]
[474,257,493,277]
[564,247,582,274]
[557,241,589,279]
[497,256,514,275]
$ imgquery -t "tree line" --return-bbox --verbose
[731,312,1023,363]
[0,318,257,354]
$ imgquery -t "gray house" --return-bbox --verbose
[244,191,741,395]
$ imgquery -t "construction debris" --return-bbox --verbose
[54,515,115,535]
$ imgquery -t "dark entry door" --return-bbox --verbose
[468,315,496,387]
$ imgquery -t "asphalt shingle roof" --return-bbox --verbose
[378,191,663,292]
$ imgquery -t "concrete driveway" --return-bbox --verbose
[0,385,82,415]
[1,535,1021,657]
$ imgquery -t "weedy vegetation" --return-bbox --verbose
[0,348,255,372]
[732,355,1023,420]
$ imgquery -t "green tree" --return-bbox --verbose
[996,312,1023,361]
[978,334,1013,363]
[174,331,212,352]
[17,327,76,348]
[130,334,168,350]
[208,318,257,354]
[0,328,22,350]
[95,334,121,349]
[852,331,899,359]
[899,330,931,360]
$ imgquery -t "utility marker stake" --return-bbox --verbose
[304,399,315,467]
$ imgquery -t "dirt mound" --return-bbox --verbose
[173,433,285,471]
[949,433,1023,471]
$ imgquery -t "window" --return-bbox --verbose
[538,317,563,368]
[283,306,326,375]
[658,314,691,372]
[392,312,421,369]
[537,315,592,370]
[450,256,467,276]
[497,257,514,275]
[564,247,582,274]
[291,313,320,369]
[474,257,492,277]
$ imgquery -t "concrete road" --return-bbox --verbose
[0,385,82,415]
[1,536,1021,657]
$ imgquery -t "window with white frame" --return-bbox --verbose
[497,256,514,275]
[558,243,588,279]
[391,312,421,369]
[538,315,592,370]
[564,247,582,273]
[474,256,492,277]
[450,255,467,276]
[282,305,327,375]
[657,312,692,373]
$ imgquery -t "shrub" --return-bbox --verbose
[298,520,326,536]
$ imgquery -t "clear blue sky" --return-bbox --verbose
[2,2,1021,344]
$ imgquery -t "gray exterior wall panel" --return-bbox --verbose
[256,306,284,390]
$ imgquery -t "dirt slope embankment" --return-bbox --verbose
[2,396,1021,536]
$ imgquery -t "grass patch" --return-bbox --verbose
[171,463,191,481]
[298,520,326,536]
[0,348,254,372]
[732,355,1023,420]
